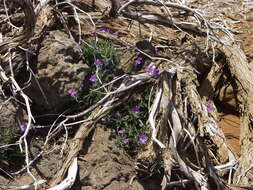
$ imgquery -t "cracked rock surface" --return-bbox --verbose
[73,126,144,190]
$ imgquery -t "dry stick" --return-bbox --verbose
[3,0,20,30]
[13,151,44,175]
[148,86,165,148]
[92,74,127,91]
[0,0,35,52]
[46,73,152,150]
[13,142,62,175]
[167,69,210,190]
[72,7,82,44]
[48,158,78,190]
[49,99,124,187]
[118,0,204,33]
[160,71,174,190]
[118,0,199,14]
[122,10,203,35]
[117,0,235,47]
[60,123,69,156]
[236,164,253,184]
[10,76,37,185]
[0,2,38,182]
[49,120,94,186]
[187,74,236,188]
[14,180,46,190]
[35,0,52,15]
[173,71,201,187]
[55,1,97,36]
[50,73,153,186]
[167,179,191,187]
[182,128,201,168]
[67,73,151,120]
[220,36,253,185]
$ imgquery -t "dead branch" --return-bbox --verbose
[0,0,35,52]
[219,37,253,186]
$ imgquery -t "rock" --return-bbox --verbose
[23,30,89,115]
[35,150,63,179]
[74,127,144,190]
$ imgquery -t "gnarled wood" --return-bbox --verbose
[220,37,253,185]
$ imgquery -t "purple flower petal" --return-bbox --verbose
[20,124,27,132]
[98,27,113,33]
[147,65,160,76]
[67,89,77,97]
[206,104,214,111]
[134,57,142,66]
[147,65,155,73]
[122,139,129,144]
[118,129,126,134]
[94,59,102,66]
[139,135,148,144]
[89,75,97,82]
[131,107,140,113]
[153,69,160,75]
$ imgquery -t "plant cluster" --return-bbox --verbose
[105,89,152,156]
[67,38,153,156]
[0,125,25,168]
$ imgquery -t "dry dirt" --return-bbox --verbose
[219,113,240,155]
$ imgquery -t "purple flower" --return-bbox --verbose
[122,139,129,144]
[89,75,97,82]
[134,57,142,66]
[98,27,113,33]
[131,107,140,113]
[139,135,148,144]
[80,82,85,88]
[147,65,155,73]
[67,89,77,97]
[153,69,160,75]
[147,65,160,76]
[94,59,102,66]
[118,129,126,134]
[20,124,27,132]
[206,104,214,111]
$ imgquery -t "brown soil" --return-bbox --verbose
[219,113,240,155]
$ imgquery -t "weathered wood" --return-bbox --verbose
[220,37,253,185]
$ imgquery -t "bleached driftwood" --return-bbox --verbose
[48,157,78,190]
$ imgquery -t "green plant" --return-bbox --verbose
[69,39,152,156]
[105,86,153,156]
[68,39,121,109]
[0,125,25,167]
[83,39,120,71]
